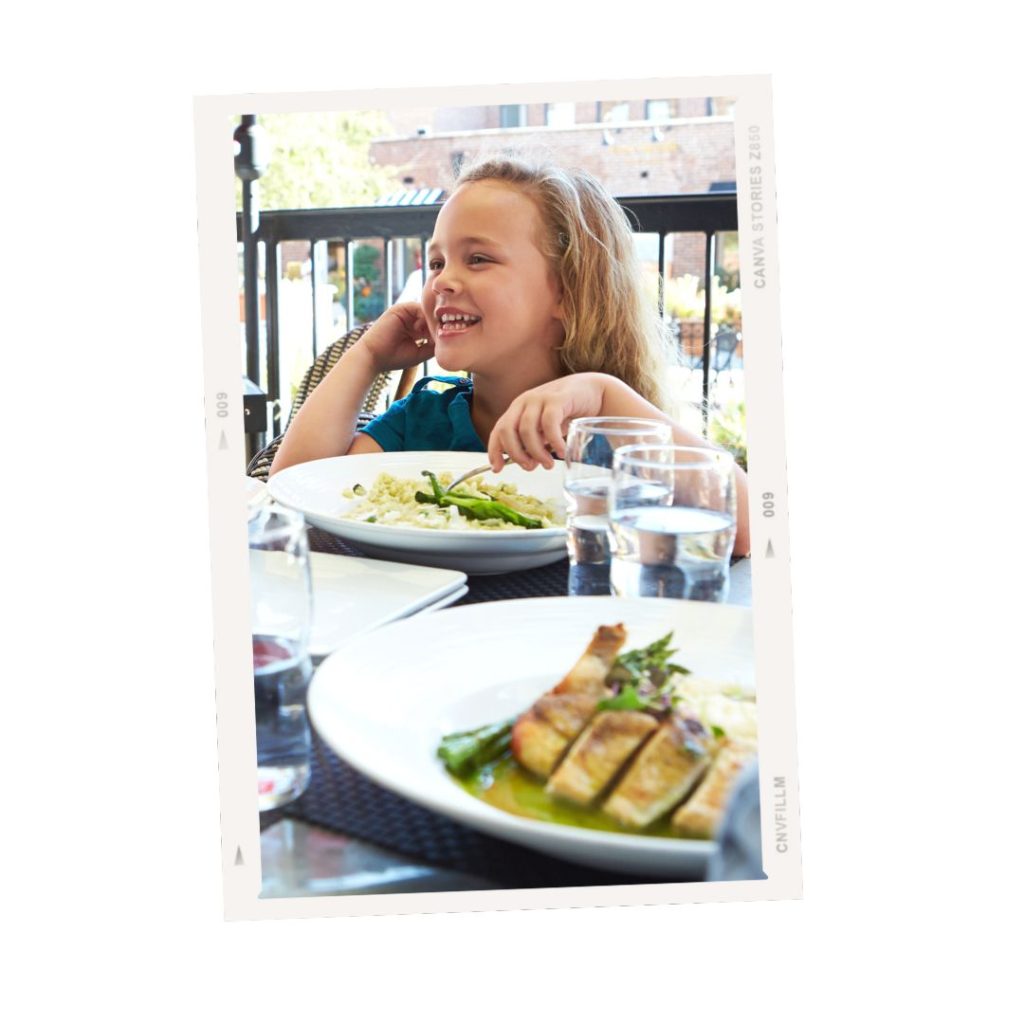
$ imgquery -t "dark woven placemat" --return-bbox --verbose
[308,527,571,604]
[283,731,694,888]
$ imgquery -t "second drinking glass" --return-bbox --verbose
[609,444,737,602]
[563,417,673,595]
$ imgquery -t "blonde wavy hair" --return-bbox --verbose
[454,154,675,410]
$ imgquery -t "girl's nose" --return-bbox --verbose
[432,263,461,294]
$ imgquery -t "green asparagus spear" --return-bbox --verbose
[437,719,515,777]
[415,471,544,529]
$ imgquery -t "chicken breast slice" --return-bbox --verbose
[550,623,628,696]
[510,693,600,778]
[511,624,626,779]
[671,738,758,839]
[546,710,659,805]
[602,711,712,828]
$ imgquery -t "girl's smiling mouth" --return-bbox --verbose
[436,311,482,336]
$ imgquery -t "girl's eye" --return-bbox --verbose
[468,254,490,265]
[427,258,443,271]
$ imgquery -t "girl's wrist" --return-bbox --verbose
[346,336,387,378]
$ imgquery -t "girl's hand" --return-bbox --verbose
[360,302,435,372]
[487,374,606,471]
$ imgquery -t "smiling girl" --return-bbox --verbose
[270,155,749,554]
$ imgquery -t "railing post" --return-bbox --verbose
[657,231,666,318]
[234,115,270,461]
[701,231,715,432]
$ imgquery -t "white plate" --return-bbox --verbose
[267,452,567,575]
[309,596,756,879]
[305,552,467,657]
[245,476,270,512]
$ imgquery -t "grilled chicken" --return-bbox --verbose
[546,710,659,804]
[671,738,757,839]
[509,624,756,834]
[510,623,626,778]
[602,710,713,828]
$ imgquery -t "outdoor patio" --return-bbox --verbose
[236,190,746,468]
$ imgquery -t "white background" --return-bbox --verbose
[5,1,1020,1019]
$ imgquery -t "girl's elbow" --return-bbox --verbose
[733,529,751,558]
[267,453,289,478]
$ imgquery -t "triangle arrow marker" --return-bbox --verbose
[766,540,775,558]
[234,846,244,866]
[219,431,229,450]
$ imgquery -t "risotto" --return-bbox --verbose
[340,471,563,531]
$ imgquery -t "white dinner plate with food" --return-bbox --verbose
[309,596,757,879]
[267,451,567,575]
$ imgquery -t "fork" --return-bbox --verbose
[444,455,512,493]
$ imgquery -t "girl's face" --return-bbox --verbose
[422,181,564,377]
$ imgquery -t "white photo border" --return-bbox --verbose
[193,74,801,920]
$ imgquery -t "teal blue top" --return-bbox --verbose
[358,375,486,453]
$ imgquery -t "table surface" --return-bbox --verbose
[259,534,754,900]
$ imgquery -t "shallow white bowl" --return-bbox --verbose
[308,596,756,879]
[268,451,568,575]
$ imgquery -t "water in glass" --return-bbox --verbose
[610,504,735,602]
[253,634,312,811]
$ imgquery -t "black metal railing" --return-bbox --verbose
[236,191,738,449]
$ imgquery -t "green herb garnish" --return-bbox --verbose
[612,632,690,683]
[597,686,649,712]
[598,632,691,715]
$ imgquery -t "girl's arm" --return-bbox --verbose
[487,371,751,556]
[269,303,433,476]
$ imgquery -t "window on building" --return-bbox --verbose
[450,151,466,176]
[545,102,575,128]
[602,101,631,123]
[499,104,527,128]
[645,99,674,121]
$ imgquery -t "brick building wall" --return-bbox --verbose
[370,117,736,278]
[373,119,735,194]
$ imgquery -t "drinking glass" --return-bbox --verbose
[249,505,314,810]
[609,444,737,602]
[564,417,673,595]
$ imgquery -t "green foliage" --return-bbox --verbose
[233,111,401,211]
[352,243,385,322]
[664,273,742,326]
[708,400,748,471]
[353,243,380,282]
[714,232,741,291]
